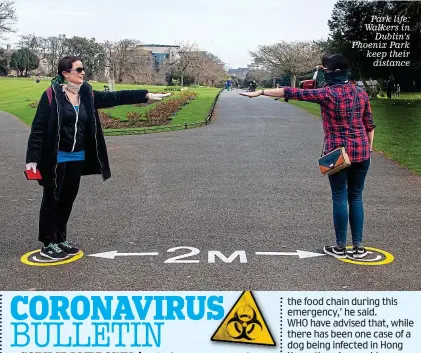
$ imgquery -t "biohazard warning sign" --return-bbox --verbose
[211,291,276,346]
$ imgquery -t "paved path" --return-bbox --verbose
[1,90,420,291]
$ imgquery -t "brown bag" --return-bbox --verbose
[318,147,351,176]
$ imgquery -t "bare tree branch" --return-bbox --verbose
[188,51,225,85]
[104,39,153,84]
[0,0,17,38]
[166,41,201,86]
[250,41,322,87]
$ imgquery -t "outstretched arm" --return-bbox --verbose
[239,88,285,98]
[239,87,329,104]
[93,90,171,109]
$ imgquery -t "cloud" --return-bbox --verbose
[45,10,92,16]
[18,9,93,16]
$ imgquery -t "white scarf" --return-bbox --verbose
[62,82,82,94]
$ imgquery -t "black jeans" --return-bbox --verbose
[327,158,371,248]
[39,161,84,246]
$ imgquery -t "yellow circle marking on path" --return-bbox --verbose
[21,249,84,267]
[338,246,394,266]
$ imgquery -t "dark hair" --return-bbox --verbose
[57,56,83,79]
[322,54,349,71]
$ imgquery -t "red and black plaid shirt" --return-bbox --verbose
[284,84,376,163]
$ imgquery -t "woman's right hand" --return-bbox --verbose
[26,162,37,172]
[146,93,172,101]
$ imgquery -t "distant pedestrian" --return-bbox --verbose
[386,75,394,99]
[395,84,400,97]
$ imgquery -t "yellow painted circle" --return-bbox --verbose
[338,246,394,266]
[21,249,84,267]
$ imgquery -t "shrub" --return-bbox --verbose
[163,86,182,92]
[126,111,146,126]
[146,91,198,123]
[98,111,123,129]
[98,91,198,129]
[126,111,141,120]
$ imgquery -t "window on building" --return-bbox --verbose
[152,53,170,71]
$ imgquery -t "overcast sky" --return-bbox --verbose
[5,0,338,68]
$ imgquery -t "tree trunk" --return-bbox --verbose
[272,77,276,88]
[180,72,184,87]
[290,74,297,88]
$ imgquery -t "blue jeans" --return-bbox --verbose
[328,158,370,248]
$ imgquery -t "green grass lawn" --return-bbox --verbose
[0,77,220,134]
[286,96,421,175]
[377,92,421,100]
[101,87,220,134]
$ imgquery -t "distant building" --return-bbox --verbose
[137,44,180,70]
[3,44,13,65]
[227,67,249,80]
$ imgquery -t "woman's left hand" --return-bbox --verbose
[146,92,172,101]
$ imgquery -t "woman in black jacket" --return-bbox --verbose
[26,56,170,260]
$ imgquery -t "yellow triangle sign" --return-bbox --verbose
[211,291,276,346]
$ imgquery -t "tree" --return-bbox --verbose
[9,48,39,76]
[18,34,107,79]
[322,0,421,88]
[191,51,226,86]
[18,33,40,51]
[166,42,200,86]
[245,69,270,85]
[191,51,211,85]
[35,34,67,76]
[323,1,391,78]
[104,39,152,85]
[64,36,105,80]
[0,1,16,38]
[250,41,322,87]
[390,1,421,75]
[17,33,52,75]
[202,55,226,86]
[0,47,8,75]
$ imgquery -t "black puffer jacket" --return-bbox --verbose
[26,81,148,190]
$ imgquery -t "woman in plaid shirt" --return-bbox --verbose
[240,54,375,260]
